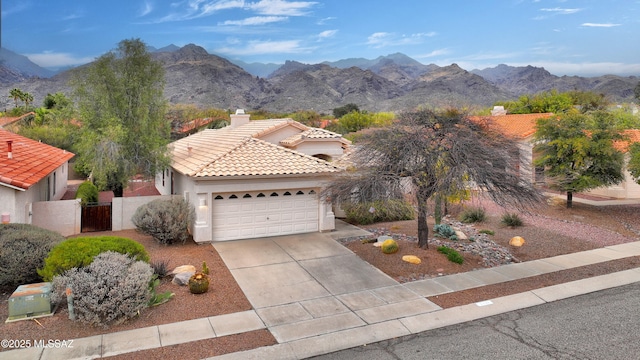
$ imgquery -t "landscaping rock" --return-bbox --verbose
[402,255,422,264]
[509,236,526,247]
[377,235,393,243]
[170,265,196,285]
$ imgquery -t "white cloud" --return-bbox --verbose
[139,1,154,17]
[26,51,95,69]
[216,39,312,55]
[317,16,336,25]
[367,32,436,48]
[415,48,450,59]
[581,23,621,27]
[540,7,582,15]
[220,16,288,25]
[246,0,318,16]
[317,29,338,40]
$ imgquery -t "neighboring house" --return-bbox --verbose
[0,129,75,224]
[470,112,554,184]
[156,111,350,242]
[0,112,35,131]
[475,112,640,200]
[586,129,640,199]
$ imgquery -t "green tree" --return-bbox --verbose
[9,88,23,108]
[634,81,640,104]
[73,38,170,196]
[333,103,360,118]
[534,111,625,208]
[324,108,541,248]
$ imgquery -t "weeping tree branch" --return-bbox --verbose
[324,108,543,249]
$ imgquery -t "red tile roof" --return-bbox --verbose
[470,113,554,139]
[614,129,640,152]
[0,112,35,128]
[0,129,75,190]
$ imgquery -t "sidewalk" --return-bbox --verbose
[3,237,640,360]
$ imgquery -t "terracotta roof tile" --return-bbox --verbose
[614,129,640,152]
[0,129,75,190]
[169,121,342,177]
[280,128,351,146]
[470,113,554,139]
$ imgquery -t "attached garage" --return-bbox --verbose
[211,189,319,241]
[158,112,348,243]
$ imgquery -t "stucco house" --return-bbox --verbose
[156,111,350,242]
[0,129,75,224]
[476,112,640,200]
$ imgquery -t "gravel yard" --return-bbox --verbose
[1,195,639,359]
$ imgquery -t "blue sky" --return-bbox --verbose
[1,0,639,76]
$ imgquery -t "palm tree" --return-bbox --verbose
[9,88,23,108]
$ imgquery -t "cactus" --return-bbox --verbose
[202,261,209,275]
[381,239,399,254]
[188,272,209,294]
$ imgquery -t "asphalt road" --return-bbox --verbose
[311,282,640,360]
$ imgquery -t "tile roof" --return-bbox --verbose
[169,127,341,177]
[0,129,75,190]
[280,128,351,146]
[470,113,554,139]
[614,129,640,152]
[216,118,308,139]
[0,112,35,128]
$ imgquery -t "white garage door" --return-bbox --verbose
[211,189,319,241]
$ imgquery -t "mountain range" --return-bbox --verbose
[0,45,637,114]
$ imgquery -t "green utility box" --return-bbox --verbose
[6,282,54,322]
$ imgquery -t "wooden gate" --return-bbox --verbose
[81,202,112,232]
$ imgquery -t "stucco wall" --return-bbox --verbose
[291,140,345,158]
[112,195,176,231]
[31,199,81,236]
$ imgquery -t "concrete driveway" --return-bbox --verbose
[213,231,442,343]
[213,232,400,308]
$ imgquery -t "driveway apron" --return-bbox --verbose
[213,232,442,343]
[213,232,399,308]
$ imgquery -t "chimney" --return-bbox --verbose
[230,109,250,129]
[491,106,507,116]
[7,140,13,159]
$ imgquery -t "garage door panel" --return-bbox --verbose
[212,190,319,241]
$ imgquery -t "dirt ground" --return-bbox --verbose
[1,196,639,359]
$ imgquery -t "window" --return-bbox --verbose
[309,190,316,195]
[257,193,266,197]
[214,195,224,200]
[270,192,279,197]
[243,194,252,198]
[283,191,292,196]
[296,190,305,195]
[229,194,238,199]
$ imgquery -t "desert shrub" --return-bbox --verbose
[150,259,170,278]
[0,224,64,287]
[75,181,99,205]
[433,223,457,239]
[132,197,195,244]
[479,229,495,235]
[51,251,153,326]
[38,236,149,281]
[342,199,414,225]
[381,239,399,254]
[437,246,464,264]
[458,207,486,223]
[501,213,524,227]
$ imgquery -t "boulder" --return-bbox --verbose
[402,255,421,264]
[509,236,525,247]
[454,230,468,240]
[170,265,196,285]
[170,265,196,275]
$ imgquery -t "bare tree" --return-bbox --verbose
[325,108,542,248]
